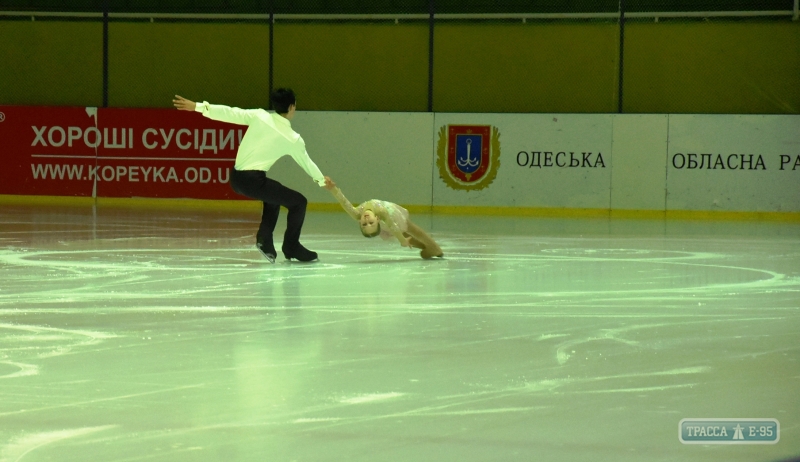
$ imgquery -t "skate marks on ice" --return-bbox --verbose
[0,323,117,381]
[1,425,117,462]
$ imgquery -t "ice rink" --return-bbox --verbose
[1,202,798,462]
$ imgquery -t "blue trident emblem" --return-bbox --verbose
[455,134,482,174]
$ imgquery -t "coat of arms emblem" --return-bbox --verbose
[436,125,500,191]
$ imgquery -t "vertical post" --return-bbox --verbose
[617,0,625,113]
[102,1,109,108]
[268,0,274,109]
[793,0,798,21]
[427,0,435,112]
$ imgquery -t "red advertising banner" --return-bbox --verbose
[0,105,243,200]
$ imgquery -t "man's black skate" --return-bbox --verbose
[256,241,277,263]
[282,243,318,262]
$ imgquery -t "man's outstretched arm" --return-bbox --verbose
[173,95,258,126]
[173,95,196,111]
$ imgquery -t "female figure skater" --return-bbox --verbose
[323,176,443,259]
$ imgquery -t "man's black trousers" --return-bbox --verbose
[229,168,307,252]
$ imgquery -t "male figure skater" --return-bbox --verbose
[173,89,325,262]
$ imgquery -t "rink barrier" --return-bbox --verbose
[430,205,800,222]
[3,195,799,222]
[2,107,798,217]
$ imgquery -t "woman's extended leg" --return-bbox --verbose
[405,220,443,258]
[403,233,426,250]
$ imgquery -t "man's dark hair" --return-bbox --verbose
[270,88,296,114]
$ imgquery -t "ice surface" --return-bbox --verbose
[1,203,798,461]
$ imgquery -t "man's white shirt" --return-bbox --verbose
[195,102,325,186]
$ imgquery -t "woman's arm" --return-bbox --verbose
[375,207,411,247]
[324,177,360,221]
[387,225,411,247]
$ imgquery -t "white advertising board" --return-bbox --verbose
[240,111,800,214]
[431,113,613,209]
[609,115,669,211]
[666,115,800,212]
[269,111,435,207]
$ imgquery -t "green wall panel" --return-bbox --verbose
[3,18,798,114]
[0,21,102,107]
[624,22,800,114]
[109,22,270,109]
[273,23,429,112]
[432,23,620,113]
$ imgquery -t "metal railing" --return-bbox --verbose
[1,9,797,21]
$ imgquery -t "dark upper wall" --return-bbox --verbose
[0,0,793,13]
[1,1,798,113]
